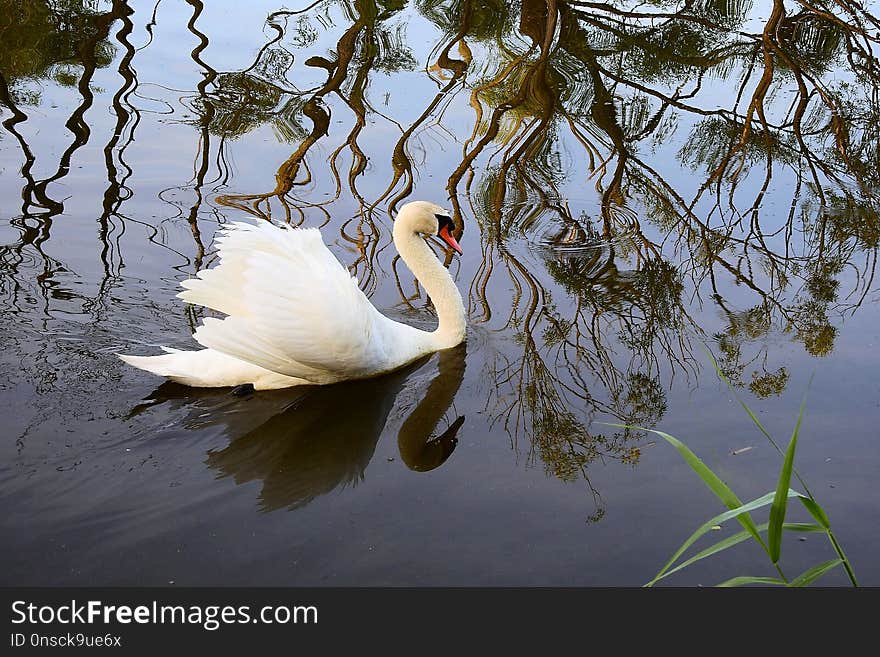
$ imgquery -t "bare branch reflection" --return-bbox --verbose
[2,0,879,514]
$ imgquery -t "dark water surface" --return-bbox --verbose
[1,0,878,586]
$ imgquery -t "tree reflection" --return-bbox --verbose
[185,0,880,504]
[0,0,132,312]
[2,0,879,514]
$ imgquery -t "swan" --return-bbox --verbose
[119,201,466,390]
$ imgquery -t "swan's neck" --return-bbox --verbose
[393,223,466,350]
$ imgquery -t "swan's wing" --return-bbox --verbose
[178,222,390,380]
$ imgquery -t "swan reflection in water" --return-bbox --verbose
[131,343,467,511]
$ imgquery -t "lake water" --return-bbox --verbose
[1,0,878,586]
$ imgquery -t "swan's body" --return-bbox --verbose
[120,201,465,389]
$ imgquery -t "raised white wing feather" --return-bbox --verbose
[178,222,390,381]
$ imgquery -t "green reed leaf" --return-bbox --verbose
[782,523,825,533]
[643,490,801,586]
[649,520,829,586]
[716,576,787,587]
[607,423,768,553]
[651,522,769,584]
[798,495,831,529]
[702,346,780,450]
[789,559,844,587]
[768,397,806,563]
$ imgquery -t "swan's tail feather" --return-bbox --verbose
[118,348,307,390]
[118,350,208,386]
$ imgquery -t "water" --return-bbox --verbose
[1,0,878,586]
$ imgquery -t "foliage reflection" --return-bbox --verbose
[2,0,878,514]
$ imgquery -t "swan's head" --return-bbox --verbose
[396,201,463,255]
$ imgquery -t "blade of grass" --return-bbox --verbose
[704,346,820,498]
[649,523,769,585]
[826,533,858,587]
[702,346,781,451]
[644,490,800,586]
[649,521,826,586]
[789,559,844,587]
[716,576,786,587]
[607,423,768,552]
[624,357,858,587]
[703,349,859,585]
[798,496,830,528]
[768,395,806,563]
[782,523,825,533]
[796,494,858,586]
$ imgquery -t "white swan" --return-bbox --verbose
[119,201,466,390]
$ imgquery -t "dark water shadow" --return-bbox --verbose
[129,343,467,511]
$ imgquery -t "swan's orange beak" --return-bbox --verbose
[438,224,463,255]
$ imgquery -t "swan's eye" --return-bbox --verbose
[435,214,454,231]
[435,214,463,255]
